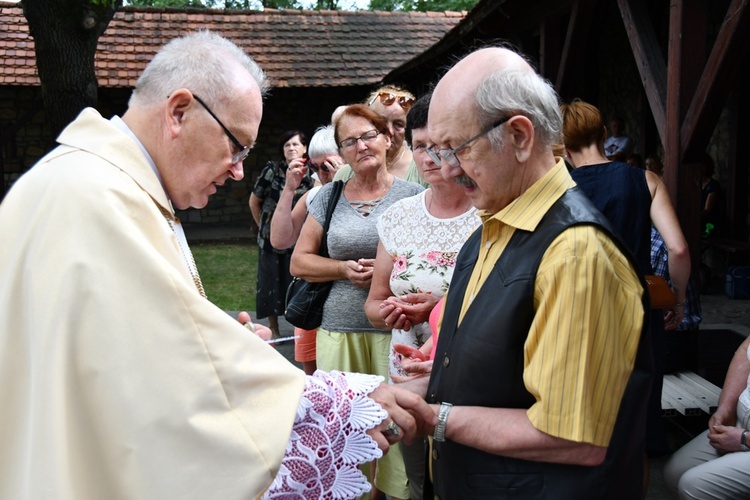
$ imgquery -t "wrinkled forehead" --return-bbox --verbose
[428,82,478,144]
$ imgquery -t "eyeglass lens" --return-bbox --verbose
[308,161,329,173]
[379,92,414,110]
[340,129,380,149]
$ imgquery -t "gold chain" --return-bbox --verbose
[159,206,207,298]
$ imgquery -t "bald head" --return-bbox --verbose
[433,48,532,117]
[430,46,562,156]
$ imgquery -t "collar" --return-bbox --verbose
[56,108,174,217]
[110,115,162,187]
[478,158,575,232]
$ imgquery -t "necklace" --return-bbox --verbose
[579,157,608,167]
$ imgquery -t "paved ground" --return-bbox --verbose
[189,224,750,500]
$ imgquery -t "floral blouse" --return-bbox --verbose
[376,190,481,378]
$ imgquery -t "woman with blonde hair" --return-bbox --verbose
[335,85,425,186]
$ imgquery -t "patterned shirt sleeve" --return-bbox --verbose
[525,225,644,447]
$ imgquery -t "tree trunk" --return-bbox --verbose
[22,0,120,139]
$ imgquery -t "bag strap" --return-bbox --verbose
[319,180,344,258]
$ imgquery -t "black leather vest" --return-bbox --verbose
[426,187,653,500]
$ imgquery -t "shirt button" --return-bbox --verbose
[443,356,450,367]
[432,448,439,460]
[485,241,491,248]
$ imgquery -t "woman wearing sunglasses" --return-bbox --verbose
[292,105,424,500]
[334,85,427,188]
[270,125,343,375]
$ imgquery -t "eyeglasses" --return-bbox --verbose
[192,95,251,164]
[426,116,512,168]
[367,92,415,111]
[339,129,381,150]
[307,160,329,173]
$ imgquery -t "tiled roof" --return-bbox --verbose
[0,3,464,88]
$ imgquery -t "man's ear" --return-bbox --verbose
[165,88,193,139]
[506,115,535,163]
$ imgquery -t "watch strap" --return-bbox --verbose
[433,402,453,442]
[741,429,749,452]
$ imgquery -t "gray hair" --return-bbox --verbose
[475,68,562,150]
[129,31,268,109]
[307,125,337,158]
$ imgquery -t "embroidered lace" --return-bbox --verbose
[262,371,387,499]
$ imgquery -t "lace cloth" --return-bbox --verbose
[262,371,387,499]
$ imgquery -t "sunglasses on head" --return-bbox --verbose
[368,92,415,111]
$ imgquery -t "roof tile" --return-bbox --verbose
[0,3,462,88]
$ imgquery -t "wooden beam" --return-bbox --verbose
[556,0,599,97]
[681,0,750,159]
[617,0,668,144]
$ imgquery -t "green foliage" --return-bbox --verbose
[368,0,477,11]
[128,0,205,6]
[125,0,303,8]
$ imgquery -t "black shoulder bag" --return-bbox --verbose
[284,180,344,330]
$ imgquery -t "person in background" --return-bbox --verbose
[0,31,437,500]
[291,104,424,500]
[250,130,313,338]
[700,152,723,238]
[270,124,344,375]
[364,92,480,499]
[604,115,634,159]
[627,152,644,169]
[406,46,651,499]
[646,154,664,177]
[663,335,750,499]
[562,100,690,477]
[651,226,702,374]
[335,85,426,187]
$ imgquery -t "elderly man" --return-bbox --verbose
[0,31,434,499]
[418,47,653,498]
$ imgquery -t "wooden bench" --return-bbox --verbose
[661,371,721,417]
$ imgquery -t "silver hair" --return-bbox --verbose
[475,68,562,150]
[307,125,338,158]
[129,30,268,109]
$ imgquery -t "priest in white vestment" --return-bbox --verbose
[0,31,435,500]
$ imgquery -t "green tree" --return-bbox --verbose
[22,0,122,138]
[127,0,303,7]
[368,0,477,11]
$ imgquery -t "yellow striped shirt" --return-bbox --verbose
[459,159,644,446]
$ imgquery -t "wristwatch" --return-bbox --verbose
[741,429,749,452]
[433,402,453,442]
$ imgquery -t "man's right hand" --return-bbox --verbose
[366,383,436,450]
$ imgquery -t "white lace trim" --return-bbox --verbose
[262,371,387,499]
